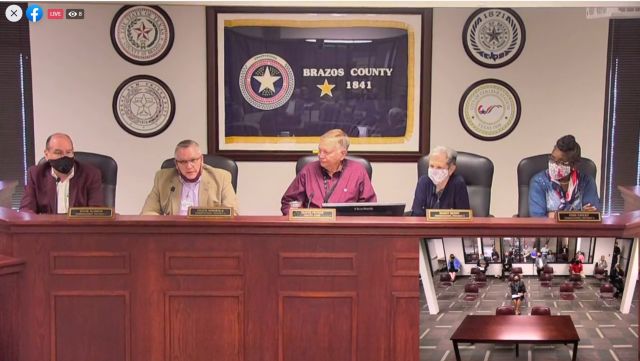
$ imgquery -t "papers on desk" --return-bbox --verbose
[511,293,524,299]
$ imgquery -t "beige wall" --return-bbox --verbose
[30,4,609,215]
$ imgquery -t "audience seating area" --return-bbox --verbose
[421,274,638,361]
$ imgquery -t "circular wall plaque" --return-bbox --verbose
[238,53,295,110]
[458,79,521,141]
[111,5,174,65]
[112,75,176,138]
[462,8,526,68]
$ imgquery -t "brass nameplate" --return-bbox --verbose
[68,207,114,219]
[557,211,602,222]
[426,209,473,221]
[187,207,234,218]
[288,208,336,221]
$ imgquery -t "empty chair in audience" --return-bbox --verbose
[597,283,616,306]
[439,273,453,288]
[539,273,553,296]
[559,283,576,301]
[474,273,487,288]
[511,267,523,276]
[463,283,479,303]
[496,305,516,315]
[530,306,551,316]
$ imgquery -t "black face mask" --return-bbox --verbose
[49,156,74,174]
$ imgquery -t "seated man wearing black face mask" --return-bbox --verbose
[19,133,103,214]
[410,146,469,216]
[528,135,600,218]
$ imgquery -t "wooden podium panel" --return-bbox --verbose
[0,209,637,361]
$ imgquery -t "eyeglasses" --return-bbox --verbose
[175,157,201,166]
[548,155,571,167]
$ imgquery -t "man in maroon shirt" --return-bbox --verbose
[281,129,377,215]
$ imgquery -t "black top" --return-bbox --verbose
[410,173,470,216]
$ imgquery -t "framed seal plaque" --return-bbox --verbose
[111,5,174,65]
[462,8,525,68]
[458,79,521,141]
[113,75,176,138]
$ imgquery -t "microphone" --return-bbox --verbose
[307,192,315,209]
[162,186,175,215]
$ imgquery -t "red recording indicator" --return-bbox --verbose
[47,9,64,19]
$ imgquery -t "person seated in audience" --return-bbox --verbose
[447,254,462,282]
[20,132,104,214]
[596,255,608,277]
[529,135,600,218]
[410,146,469,216]
[547,250,556,262]
[141,140,238,215]
[569,259,584,278]
[510,275,527,315]
[491,248,500,262]
[610,263,625,298]
[531,248,538,260]
[501,251,513,280]
[576,251,585,263]
[280,129,376,214]
[477,257,488,275]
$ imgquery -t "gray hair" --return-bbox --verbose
[174,139,201,156]
[320,129,350,150]
[428,145,457,165]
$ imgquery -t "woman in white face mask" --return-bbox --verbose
[528,135,600,218]
[410,146,470,216]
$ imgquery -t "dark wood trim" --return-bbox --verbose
[206,7,432,162]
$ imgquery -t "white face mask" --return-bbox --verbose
[548,161,571,181]
[428,167,449,185]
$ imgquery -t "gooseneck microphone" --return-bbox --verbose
[307,192,315,209]
[162,186,176,215]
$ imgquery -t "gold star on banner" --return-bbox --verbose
[253,67,280,93]
[317,79,335,97]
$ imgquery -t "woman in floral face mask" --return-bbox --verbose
[529,135,600,218]
[410,146,470,216]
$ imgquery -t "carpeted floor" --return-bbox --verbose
[420,275,639,361]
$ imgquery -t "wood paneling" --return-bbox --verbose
[50,292,130,361]
[165,292,243,361]
[279,252,356,276]
[279,292,357,361]
[164,252,243,276]
[50,251,130,275]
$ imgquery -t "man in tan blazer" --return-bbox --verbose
[141,140,238,215]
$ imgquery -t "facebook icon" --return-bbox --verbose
[25,4,43,22]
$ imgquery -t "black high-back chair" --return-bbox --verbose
[417,151,494,217]
[516,154,597,217]
[296,155,372,180]
[161,154,238,192]
[39,151,118,208]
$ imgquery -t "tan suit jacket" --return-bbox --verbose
[141,164,238,215]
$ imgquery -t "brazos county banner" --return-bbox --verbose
[216,13,422,152]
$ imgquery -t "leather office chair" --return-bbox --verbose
[530,306,551,316]
[516,154,597,217]
[569,273,584,289]
[39,151,118,208]
[417,152,494,217]
[495,305,516,315]
[296,155,372,180]
[474,273,487,288]
[439,273,453,288]
[161,154,238,192]
[511,267,523,276]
